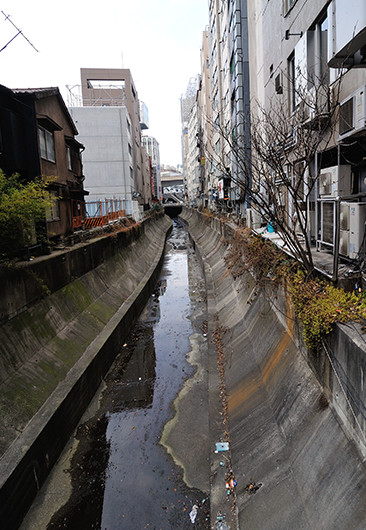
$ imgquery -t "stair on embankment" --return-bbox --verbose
[181,208,366,530]
[0,213,171,529]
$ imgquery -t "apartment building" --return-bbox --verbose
[181,75,201,202]
[247,0,366,266]
[186,99,201,205]
[228,0,251,214]
[198,30,212,208]
[183,2,250,212]
[69,68,152,219]
[141,136,162,201]
[183,0,366,271]
[208,0,232,210]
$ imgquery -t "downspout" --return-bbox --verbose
[332,197,340,282]
[331,145,342,282]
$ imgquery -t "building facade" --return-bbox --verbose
[184,0,366,268]
[141,136,162,201]
[0,85,87,243]
[247,0,366,264]
[69,106,134,202]
[69,68,152,218]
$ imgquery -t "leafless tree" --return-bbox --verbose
[206,71,344,275]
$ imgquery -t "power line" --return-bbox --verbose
[0,11,39,53]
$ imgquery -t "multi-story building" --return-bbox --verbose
[208,0,232,211]
[186,97,201,205]
[69,68,152,219]
[197,30,212,208]
[227,1,251,215]
[181,75,201,202]
[141,136,162,201]
[247,0,366,268]
[185,0,366,270]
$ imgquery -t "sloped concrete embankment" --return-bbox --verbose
[0,213,172,529]
[181,208,366,529]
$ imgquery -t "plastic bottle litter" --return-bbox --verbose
[189,504,198,523]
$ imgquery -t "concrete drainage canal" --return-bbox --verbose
[20,217,211,529]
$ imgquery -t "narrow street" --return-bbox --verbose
[20,219,211,529]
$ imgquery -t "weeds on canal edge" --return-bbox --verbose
[225,227,366,349]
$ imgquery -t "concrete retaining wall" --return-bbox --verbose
[181,208,366,529]
[0,213,171,529]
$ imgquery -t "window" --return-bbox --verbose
[212,42,217,64]
[307,13,329,88]
[222,27,227,47]
[230,54,235,77]
[215,138,220,155]
[288,53,296,113]
[38,127,55,162]
[212,66,218,88]
[213,89,219,110]
[66,145,72,170]
[275,73,283,94]
[46,191,60,221]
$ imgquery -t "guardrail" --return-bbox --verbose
[72,199,127,230]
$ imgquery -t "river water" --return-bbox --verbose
[21,218,210,529]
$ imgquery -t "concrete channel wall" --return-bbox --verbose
[0,213,172,529]
[181,208,366,529]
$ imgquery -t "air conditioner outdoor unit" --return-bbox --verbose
[349,203,366,259]
[339,202,350,256]
[319,165,351,197]
[340,201,350,230]
[339,85,366,140]
[320,201,335,245]
[339,229,350,256]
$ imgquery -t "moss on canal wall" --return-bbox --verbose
[0,213,171,529]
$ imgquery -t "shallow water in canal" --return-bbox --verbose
[21,218,210,529]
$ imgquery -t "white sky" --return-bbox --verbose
[0,0,209,166]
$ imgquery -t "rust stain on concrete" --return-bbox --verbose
[228,316,294,416]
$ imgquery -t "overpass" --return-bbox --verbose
[163,191,184,217]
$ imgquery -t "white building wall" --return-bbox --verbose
[187,103,200,205]
[142,136,162,200]
[69,106,134,203]
[208,0,232,205]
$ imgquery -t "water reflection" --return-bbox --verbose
[46,220,210,529]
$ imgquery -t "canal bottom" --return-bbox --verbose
[21,218,210,529]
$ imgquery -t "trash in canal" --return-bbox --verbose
[245,481,262,494]
[216,513,228,529]
[189,504,198,523]
[215,442,229,453]
[225,474,237,495]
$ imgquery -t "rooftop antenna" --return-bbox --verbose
[0,11,39,53]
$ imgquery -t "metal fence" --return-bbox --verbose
[72,199,127,230]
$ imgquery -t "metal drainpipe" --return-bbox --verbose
[332,197,341,282]
[332,144,342,282]
[315,152,319,251]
